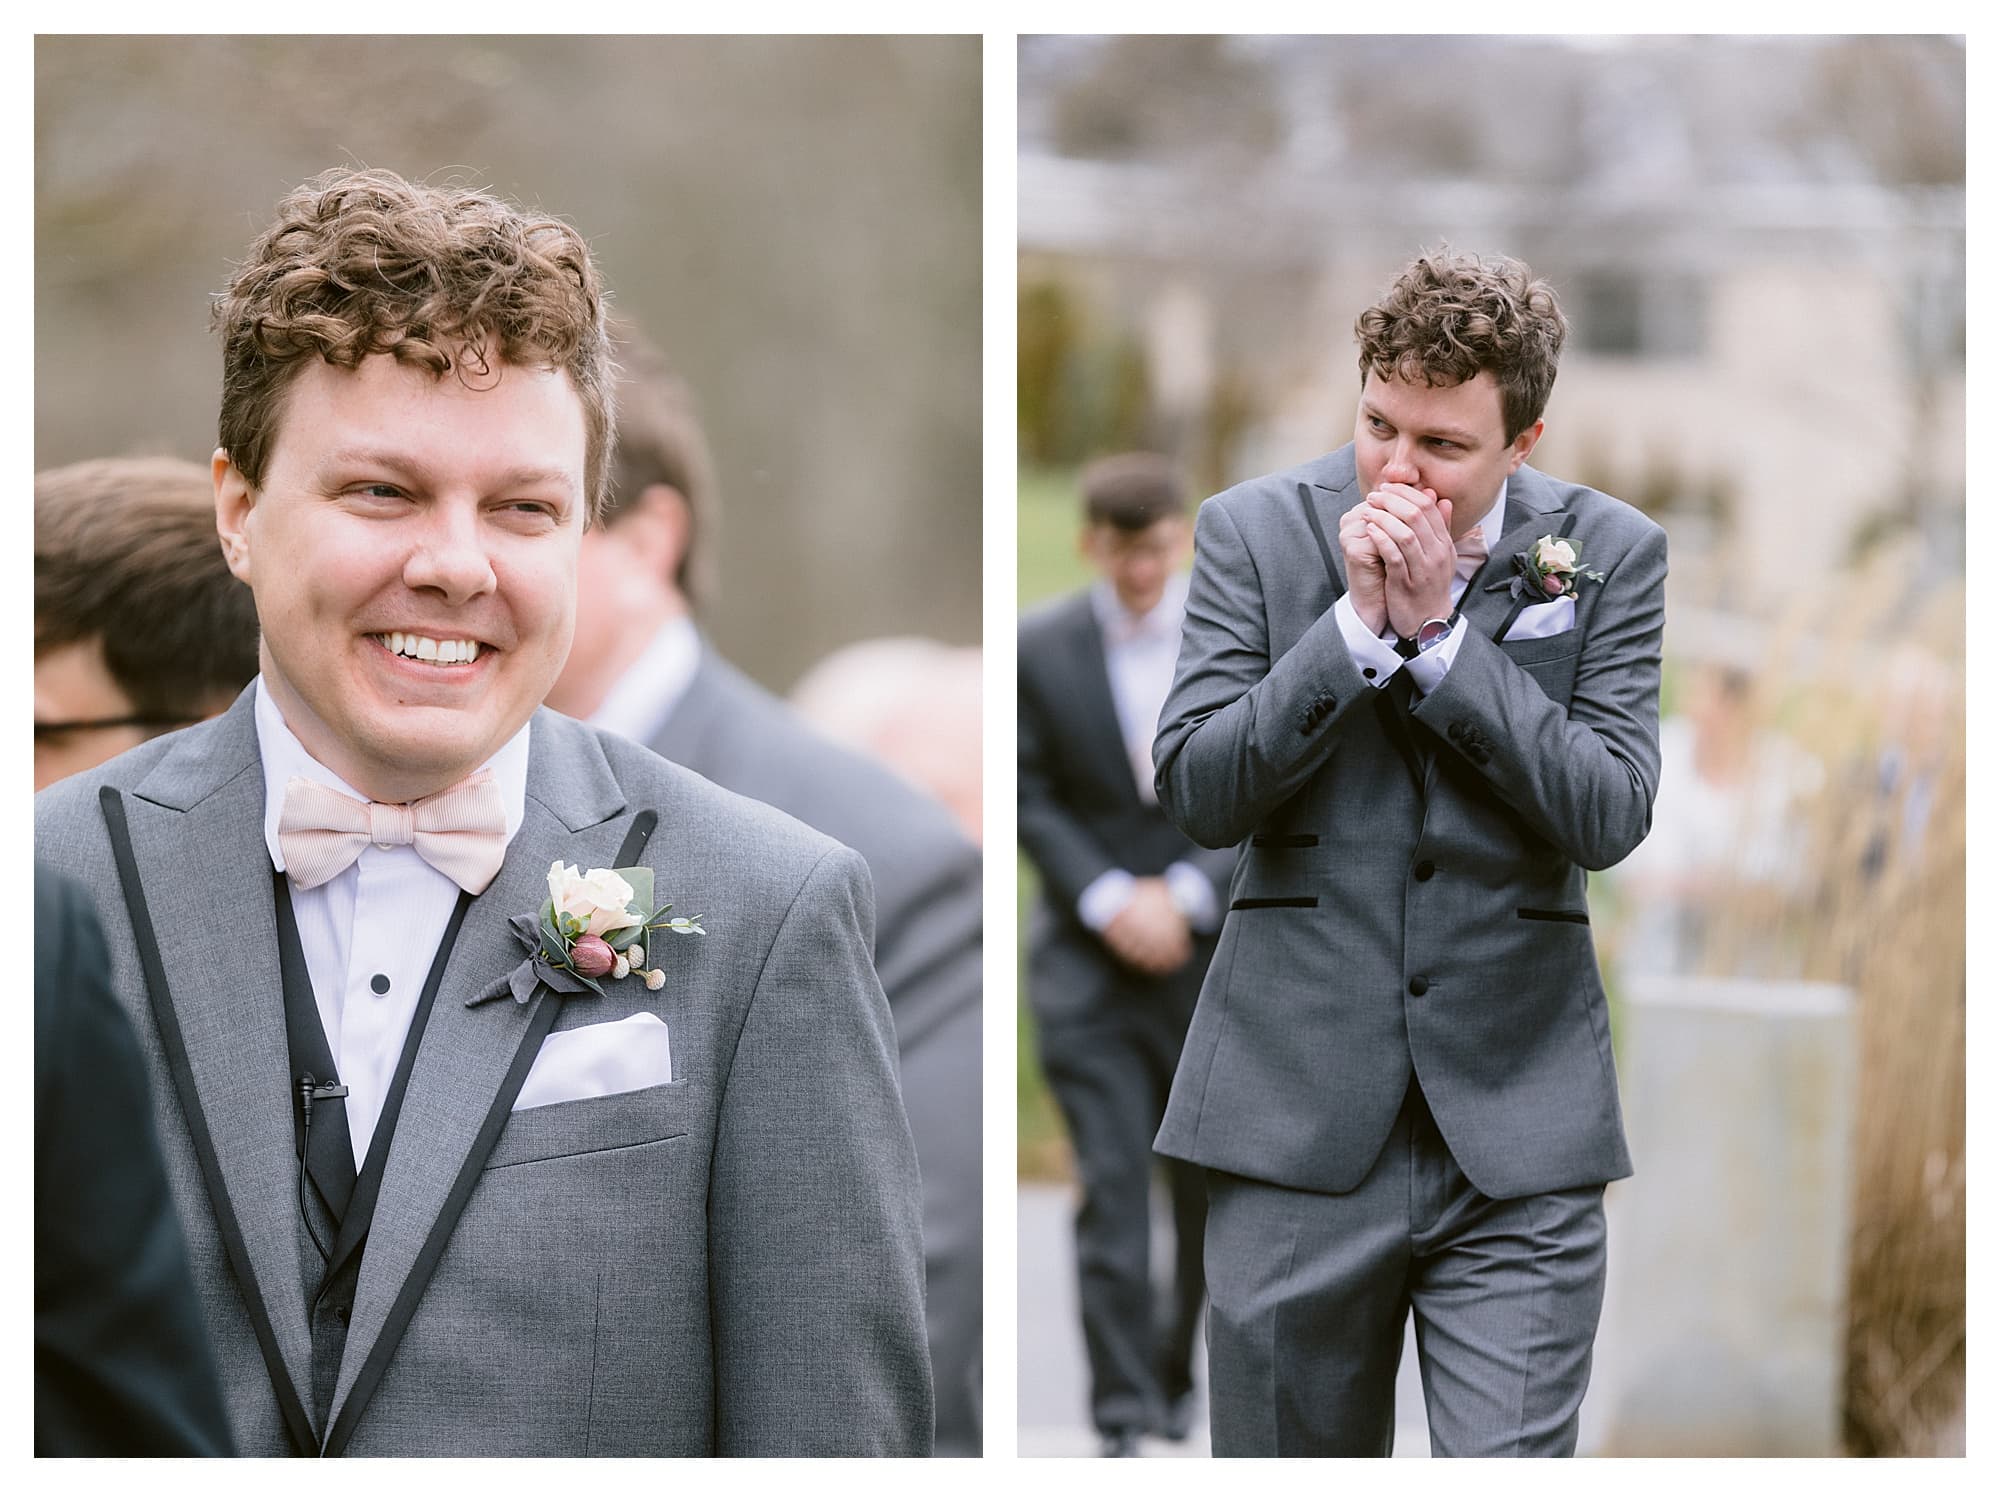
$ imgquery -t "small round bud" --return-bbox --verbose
[569,934,615,978]
[644,967,666,992]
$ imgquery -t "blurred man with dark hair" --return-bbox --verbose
[35,457,261,788]
[545,324,985,1455]
[1017,452,1233,1455]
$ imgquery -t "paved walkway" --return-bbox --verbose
[1017,1182,1433,1457]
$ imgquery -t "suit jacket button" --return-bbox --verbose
[1408,976,1428,997]
[1413,860,1435,882]
[1447,721,1466,742]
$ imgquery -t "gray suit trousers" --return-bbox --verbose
[1204,1080,1607,1457]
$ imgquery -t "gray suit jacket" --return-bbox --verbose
[34,690,932,1456]
[643,647,983,1455]
[1153,446,1666,1201]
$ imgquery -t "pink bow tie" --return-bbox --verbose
[1453,527,1491,587]
[277,770,508,894]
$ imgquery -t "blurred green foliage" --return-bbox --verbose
[1018,277,1151,470]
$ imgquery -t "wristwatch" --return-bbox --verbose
[1393,614,1456,660]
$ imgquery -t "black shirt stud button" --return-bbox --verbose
[370,973,390,996]
[1414,861,1435,882]
[1408,976,1429,997]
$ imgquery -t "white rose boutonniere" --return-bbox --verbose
[1508,533,1605,603]
[470,860,706,1007]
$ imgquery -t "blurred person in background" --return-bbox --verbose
[544,325,984,1455]
[1605,650,1822,979]
[37,864,234,1456]
[35,457,261,789]
[1152,251,1666,1456]
[1018,453,1233,1456]
[789,635,984,843]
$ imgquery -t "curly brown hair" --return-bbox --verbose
[212,167,615,519]
[1354,249,1567,441]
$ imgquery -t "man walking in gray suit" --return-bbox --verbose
[1020,455,1234,1455]
[35,168,930,1455]
[544,326,983,1454]
[1153,251,1666,1456]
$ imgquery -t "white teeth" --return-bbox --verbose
[378,633,479,665]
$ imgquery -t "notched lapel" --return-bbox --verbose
[1307,452,1359,600]
[1458,467,1568,643]
[1071,600,1145,805]
[116,722,319,1442]
[326,714,630,1436]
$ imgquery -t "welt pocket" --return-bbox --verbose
[1501,635,1583,667]
[1517,907,1590,926]
[1231,896,1319,910]
[486,1079,693,1170]
[1250,834,1319,849]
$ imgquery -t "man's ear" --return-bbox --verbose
[1507,419,1546,473]
[214,449,256,582]
[614,483,694,593]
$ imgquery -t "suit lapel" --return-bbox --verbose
[1306,446,1358,598]
[1418,467,1571,799]
[1456,465,1567,643]
[110,694,318,1450]
[644,643,727,776]
[1068,596,1146,806]
[323,711,628,1446]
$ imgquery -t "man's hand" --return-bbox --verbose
[1101,877,1192,976]
[1361,484,1455,640]
[1338,502,1392,636]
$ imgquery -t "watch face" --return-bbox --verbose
[1416,617,1452,652]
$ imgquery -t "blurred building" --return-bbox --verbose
[1019,35,1965,609]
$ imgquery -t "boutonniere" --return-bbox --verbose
[470,860,705,1007]
[1503,534,1605,603]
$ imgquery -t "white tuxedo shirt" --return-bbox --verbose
[254,678,530,1163]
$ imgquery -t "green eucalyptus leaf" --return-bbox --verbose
[616,865,654,919]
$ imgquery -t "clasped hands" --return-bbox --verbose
[1101,877,1192,976]
[1338,484,1456,640]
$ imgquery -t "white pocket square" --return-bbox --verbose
[513,1011,673,1111]
[1501,595,1576,642]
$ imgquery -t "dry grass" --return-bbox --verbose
[1678,565,1965,1457]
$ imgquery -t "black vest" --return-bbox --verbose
[275,877,471,1431]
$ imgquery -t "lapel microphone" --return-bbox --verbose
[298,1073,350,1262]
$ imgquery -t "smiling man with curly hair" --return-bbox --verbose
[36,167,931,1457]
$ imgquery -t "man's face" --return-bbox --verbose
[1081,515,1192,615]
[1353,369,1542,538]
[218,353,587,801]
[34,638,146,789]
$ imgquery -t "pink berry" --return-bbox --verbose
[1542,572,1565,595]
